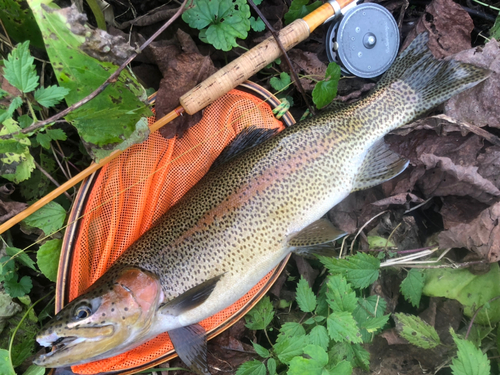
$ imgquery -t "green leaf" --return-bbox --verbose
[393,313,441,349]
[252,342,269,358]
[312,62,341,109]
[423,263,500,324]
[183,0,251,51]
[245,296,274,330]
[0,119,35,183]
[0,139,28,154]
[22,201,66,235]
[46,128,67,141]
[0,0,44,49]
[400,268,425,307]
[5,247,36,271]
[22,364,46,375]
[278,322,306,340]
[34,85,70,107]
[450,330,490,375]
[274,335,307,364]
[29,1,151,158]
[4,274,33,298]
[296,276,317,312]
[3,40,39,93]
[351,344,370,371]
[235,360,266,375]
[250,16,265,32]
[318,253,380,289]
[325,274,357,313]
[284,0,322,24]
[267,358,276,375]
[360,314,390,333]
[288,344,328,375]
[327,311,362,343]
[490,13,500,40]
[328,360,353,375]
[366,235,395,249]
[0,96,23,124]
[352,296,387,342]
[18,114,33,129]
[269,72,291,92]
[36,132,51,149]
[308,325,329,351]
[37,239,62,282]
[0,349,15,375]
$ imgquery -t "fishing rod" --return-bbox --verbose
[0,0,356,235]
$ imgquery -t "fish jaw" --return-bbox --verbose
[34,267,163,367]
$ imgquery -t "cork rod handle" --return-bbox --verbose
[180,2,339,115]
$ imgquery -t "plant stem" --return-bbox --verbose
[465,295,500,340]
[34,160,73,201]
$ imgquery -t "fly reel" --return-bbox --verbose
[325,2,400,78]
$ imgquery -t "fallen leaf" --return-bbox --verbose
[477,146,500,190]
[445,38,500,128]
[371,193,423,208]
[439,201,500,262]
[402,0,473,58]
[293,254,319,288]
[439,196,489,229]
[285,49,327,91]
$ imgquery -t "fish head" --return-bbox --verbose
[34,266,162,367]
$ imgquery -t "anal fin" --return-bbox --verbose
[353,139,409,192]
[160,274,223,316]
[169,323,210,375]
[288,219,346,257]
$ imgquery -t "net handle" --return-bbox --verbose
[180,1,351,115]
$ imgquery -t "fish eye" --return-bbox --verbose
[74,302,92,320]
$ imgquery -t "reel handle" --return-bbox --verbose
[180,1,351,115]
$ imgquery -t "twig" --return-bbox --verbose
[34,160,73,202]
[247,0,316,115]
[465,295,500,340]
[0,0,190,140]
[350,210,388,254]
[432,114,500,147]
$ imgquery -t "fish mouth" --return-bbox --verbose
[34,336,86,365]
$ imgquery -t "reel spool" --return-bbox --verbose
[325,3,400,78]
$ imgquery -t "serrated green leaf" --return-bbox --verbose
[393,313,441,349]
[34,85,70,107]
[270,72,291,92]
[235,359,266,375]
[288,344,328,375]
[278,322,306,340]
[450,330,490,375]
[296,276,317,312]
[401,268,425,307]
[325,274,357,313]
[252,342,269,358]
[245,296,274,330]
[351,344,370,371]
[490,14,500,40]
[0,349,15,375]
[250,16,265,32]
[360,314,389,333]
[0,139,27,154]
[5,247,36,271]
[318,253,380,289]
[327,311,362,343]
[284,0,322,24]
[0,0,44,49]
[3,40,38,93]
[309,325,329,351]
[304,315,326,325]
[312,62,341,109]
[29,1,151,158]
[37,239,62,282]
[36,132,51,149]
[0,96,23,124]
[352,295,387,342]
[366,235,395,249]
[0,118,35,183]
[18,114,33,129]
[274,335,307,364]
[423,263,500,324]
[328,360,353,375]
[22,201,66,235]
[267,358,276,375]
[4,274,32,298]
[46,128,67,141]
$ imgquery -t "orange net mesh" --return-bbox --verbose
[67,89,285,374]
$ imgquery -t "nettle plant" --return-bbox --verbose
[238,253,491,375]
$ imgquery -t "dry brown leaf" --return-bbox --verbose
[440,196,489,229]
[477,146,500,190]
[402,0,473,58]
[439,201,500,262]
[285,49,327,91]
[418,153,500,204]
[445,38,500,128]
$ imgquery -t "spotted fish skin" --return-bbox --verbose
[35,33,489,368]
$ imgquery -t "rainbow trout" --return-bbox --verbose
[34,34,488,374]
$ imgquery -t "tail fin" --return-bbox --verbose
[376,33,490,116]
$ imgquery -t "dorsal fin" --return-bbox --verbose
[353,139,409,192]
[211,126,278,169]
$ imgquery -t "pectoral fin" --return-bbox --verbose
[353,139,409,192]
[169,323,210,375]
[159,274,223,316]
[288,219,347,257]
